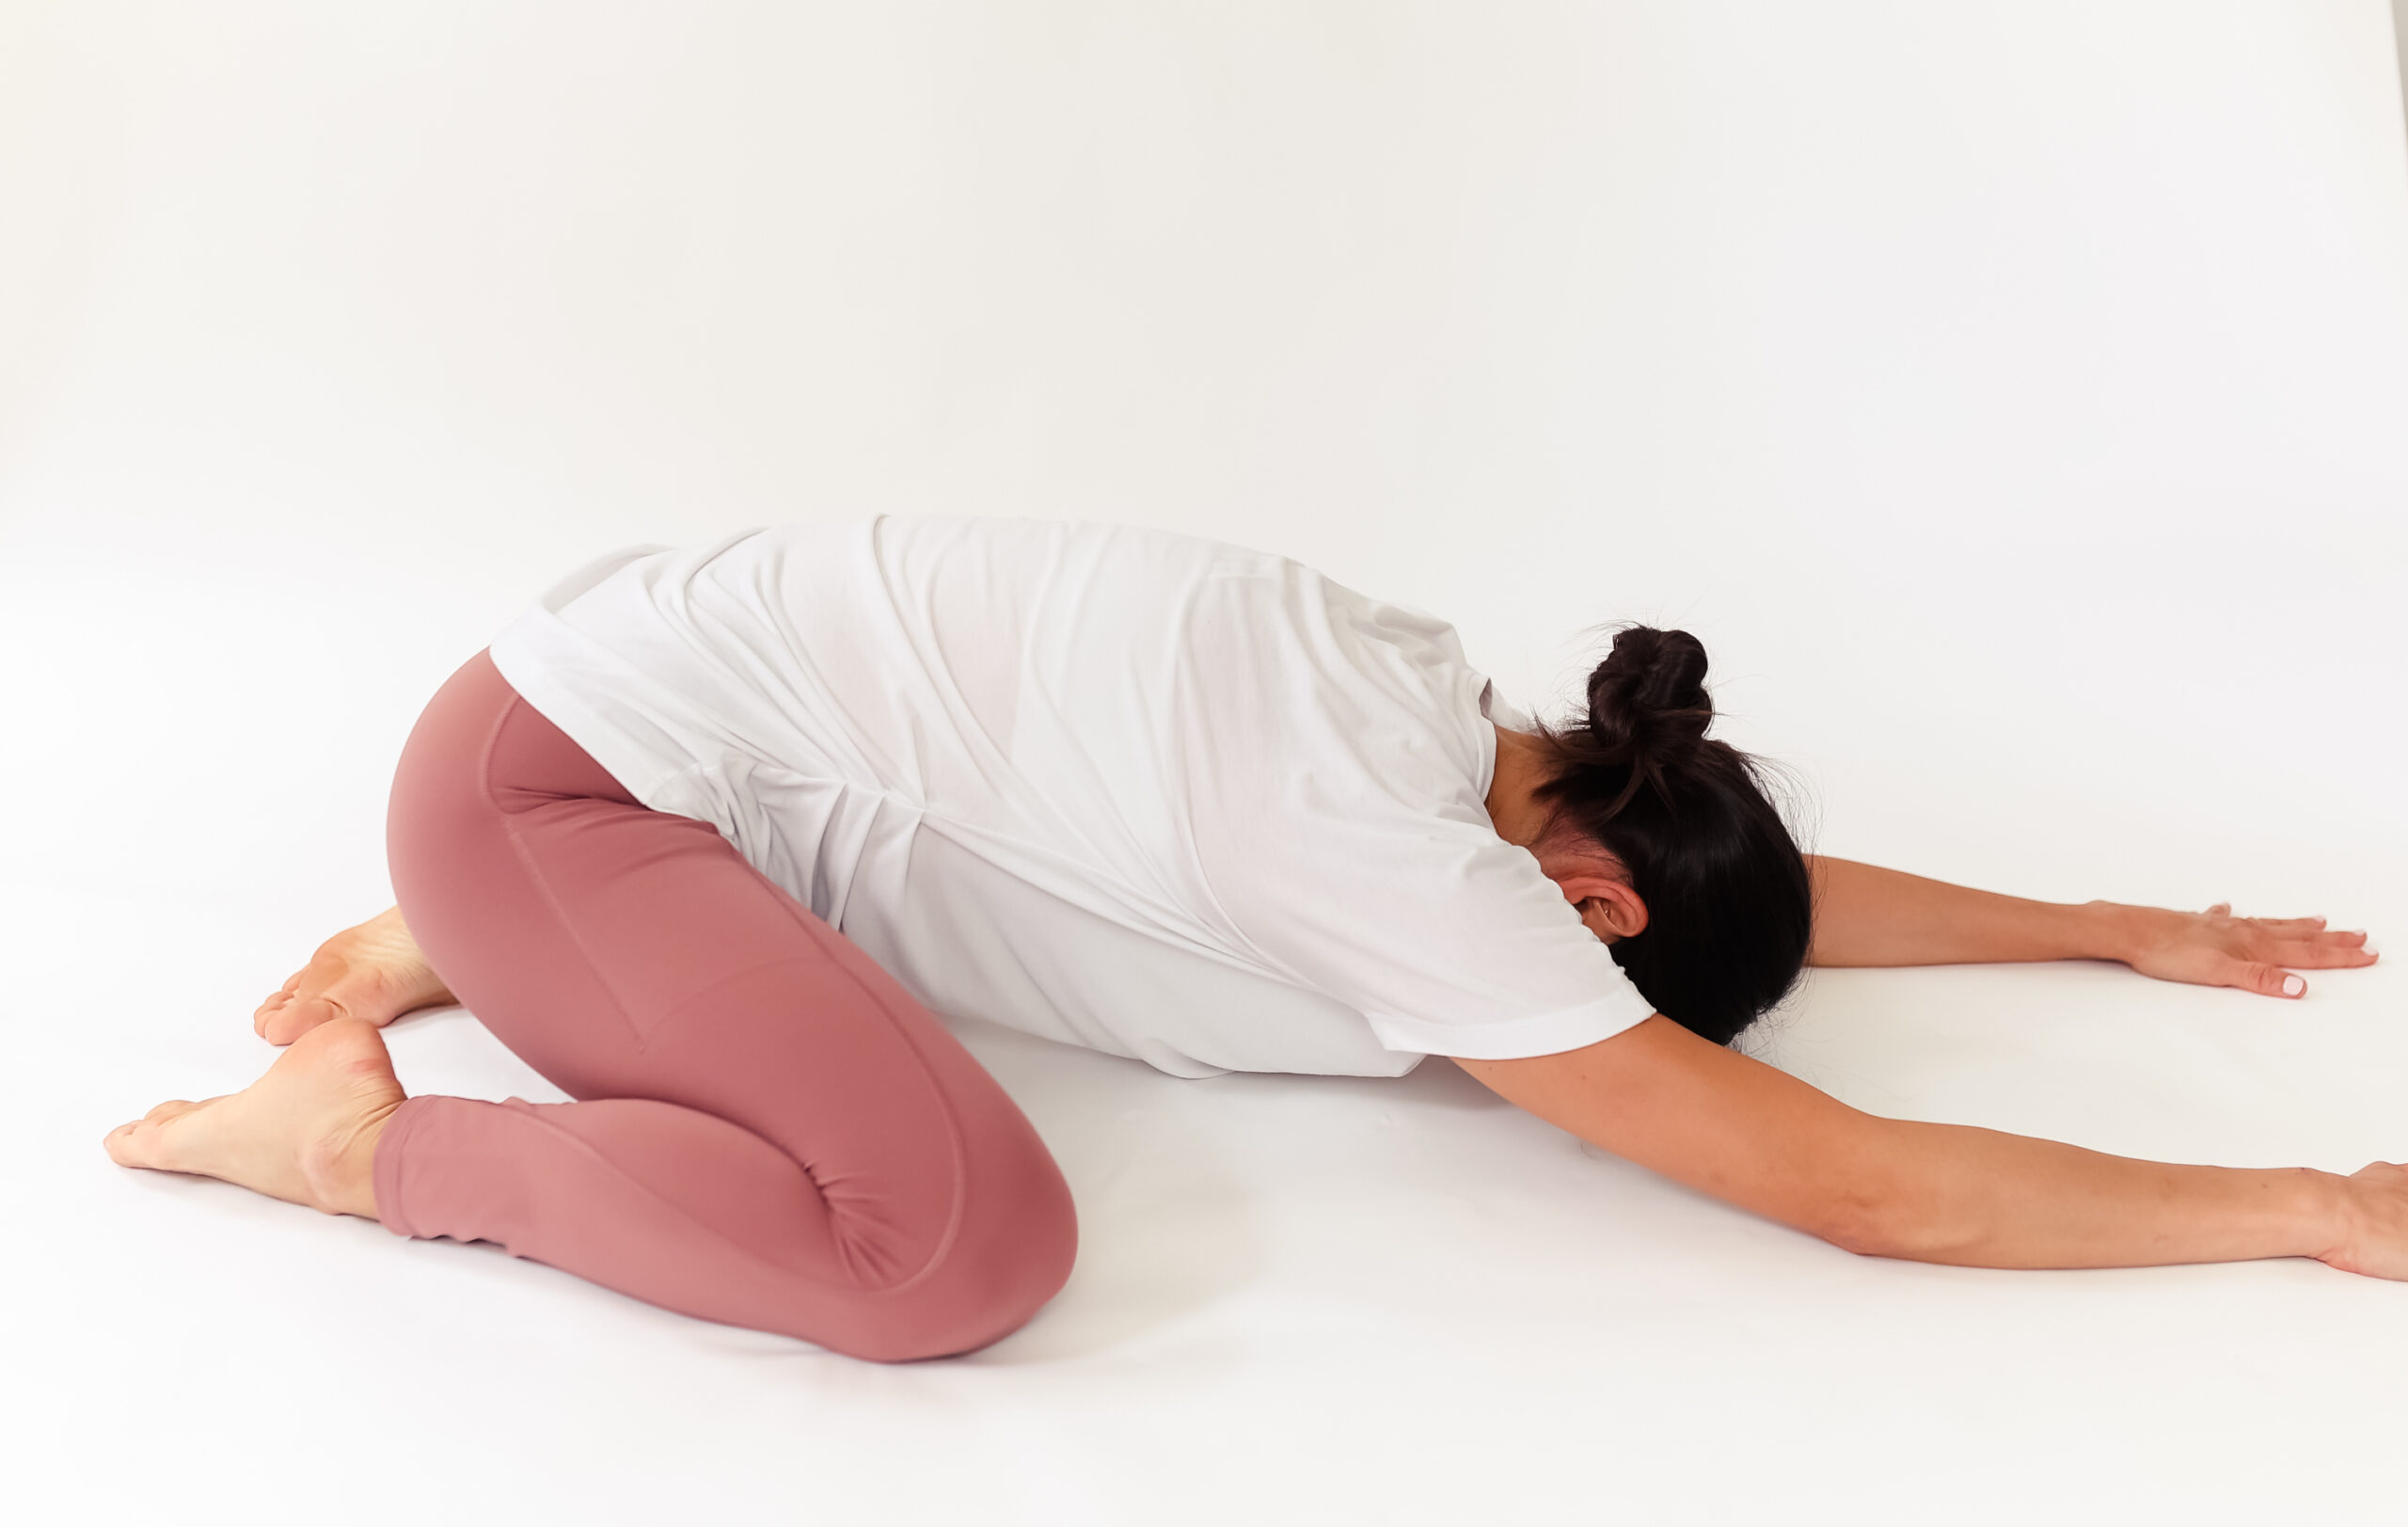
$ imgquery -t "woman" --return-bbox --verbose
[103,515,2397,1361]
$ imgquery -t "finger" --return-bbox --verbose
[2205,902,2232,917]
[2270,946,2377,970]
[2261,936,2378,969]
[2284,928,2372,955]
[2222,959,2305,999]
[2244,915,2329,934]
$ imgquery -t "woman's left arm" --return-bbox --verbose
[1806,855,2378,999]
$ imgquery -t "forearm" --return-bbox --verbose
[1806,854,2142,968]
[1853,1116,2346,1269]
[1455,1018,2357,1277]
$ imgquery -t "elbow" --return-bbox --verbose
[1814,1202,1899,1259]
[1811,1185,1953,1262]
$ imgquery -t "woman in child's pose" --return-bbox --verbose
[105,516,2394,1360]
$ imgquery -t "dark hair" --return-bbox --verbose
[1526,625,1813,1046]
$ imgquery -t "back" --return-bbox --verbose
[485,515,1654,1076]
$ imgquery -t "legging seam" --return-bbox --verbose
[479,694,654,1053]
[740,874,974,1298]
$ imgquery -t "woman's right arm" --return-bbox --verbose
[1450,1015,2408,1278]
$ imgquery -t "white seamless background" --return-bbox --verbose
[5,5,2406,1524]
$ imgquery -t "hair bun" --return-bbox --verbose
[1584,625,1713,761]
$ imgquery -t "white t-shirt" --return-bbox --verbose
[483,515,1656,1079]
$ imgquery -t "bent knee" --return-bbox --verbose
[839,1159,1079,1363]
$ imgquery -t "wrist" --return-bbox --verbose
[2077,899,2155,965]
[2306,1169,2363,1268]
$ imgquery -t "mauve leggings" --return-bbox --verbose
[373,648,1078,1361]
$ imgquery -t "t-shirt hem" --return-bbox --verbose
[1362,993,1656,1061]
[486,618,691,810]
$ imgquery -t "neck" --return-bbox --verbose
[1484,723,1645,944]
[1484,724,1559,848]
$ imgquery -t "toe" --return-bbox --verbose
[103,1119,165,1167]
[261,995,343,1047]
[105,1103,199,1169]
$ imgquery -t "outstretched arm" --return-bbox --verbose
[1805,855,2378,998]
[1452,1015,2408,1277]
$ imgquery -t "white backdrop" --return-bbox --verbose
[6,4,2408,1523]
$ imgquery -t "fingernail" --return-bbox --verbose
[2282,975,2305,997]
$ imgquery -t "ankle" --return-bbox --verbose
[303,1100,401,1219]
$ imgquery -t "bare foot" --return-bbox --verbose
[103,1018,404,1218]
[255,905,455,1046]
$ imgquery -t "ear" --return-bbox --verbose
[1552,870,1650,944]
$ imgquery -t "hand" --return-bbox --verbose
[2318,1163,2408,1280]
[2115,902,2377,999]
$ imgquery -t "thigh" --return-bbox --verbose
[386,649,1067,1282]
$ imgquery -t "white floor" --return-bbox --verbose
[11,501,2408,1527]
[9,5,2408,1523]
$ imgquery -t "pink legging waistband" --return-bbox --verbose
[377,648,1077,1361]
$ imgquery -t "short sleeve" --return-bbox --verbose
[1175,560,1659,1061]
[1207,799,1660,1061]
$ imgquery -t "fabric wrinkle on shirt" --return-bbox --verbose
[485,515,1656,1079]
